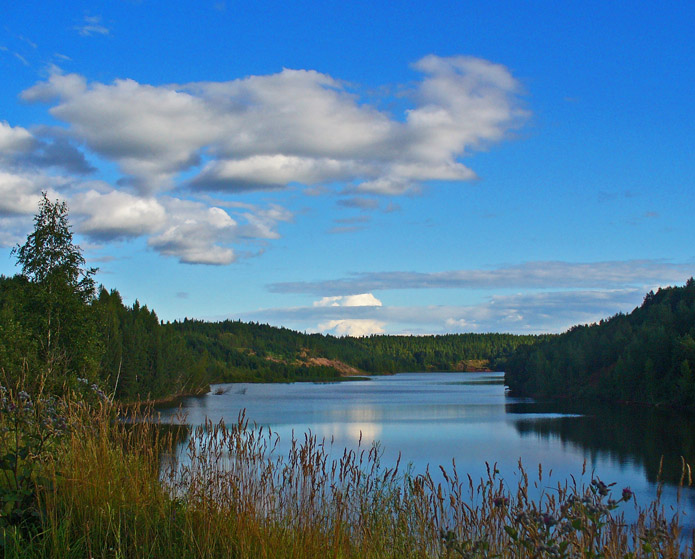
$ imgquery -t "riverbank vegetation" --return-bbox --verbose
[2,386,692,558]
[504,279,695,409]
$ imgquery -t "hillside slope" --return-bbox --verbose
[168,319,545,382]
[504,279,695,408]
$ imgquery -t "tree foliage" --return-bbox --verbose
[12,193,96,300]
[504,279,695,409]
[7,194,99,389]
[168,318,545,381]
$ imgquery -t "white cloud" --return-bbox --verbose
[192,155,356,191]
[406,56,525,161]
[314,293,383,307]
[0,172,43,216]
[317,319,386,337]
[70,189,293,264]
[0,216,28,247]
[354,177,414,196]
[191,68,396,160]
[0,163,293,264]
[22,70,88,102]
[0,121,35,154]
[147,198,237,265]
[0,171,62,216]
[21,56,526,196]
[390,160,477,181]
[6,56,528,266]
[0,121,94,175]
[23,72,218,191]
[72,189,167,239]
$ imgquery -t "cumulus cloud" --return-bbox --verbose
[22,72,217,191]
[0,170,66,217]
[5,56,526,265]
[0,162,292,264]
[0,216,29,247]
[317,319,386,337]
[191,155,356,191]
[21,56,525,195]
[314,293,382,307]
[0,172,46,216]
[406,56,525,160]
[71,189,167,239]
[0,121,35,154]
[70,189,293,264]
[24,136,95,175]
[0,121,94,175]
[147,198,237,265]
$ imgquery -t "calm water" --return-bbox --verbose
[158,372,695,522]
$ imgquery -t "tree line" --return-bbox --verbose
[503,279,695,409]
[2,194,548,401]
[168,318,545,382]
[7,195,694,409]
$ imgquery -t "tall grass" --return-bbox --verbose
[3,393,694,558]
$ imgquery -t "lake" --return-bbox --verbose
[157,371,695,523]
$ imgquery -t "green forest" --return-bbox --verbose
[5,193,694,410]
[0,194,542,402]
[504,278,695,408]
[171,318,543,382]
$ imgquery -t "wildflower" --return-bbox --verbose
[542,513,557,527]
[90,383,108,401]
[622,487,633,501]
[591,478,612,496]
[493,496,509,507]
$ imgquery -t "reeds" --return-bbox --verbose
[2,395,694,558]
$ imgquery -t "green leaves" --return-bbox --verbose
[13,193,96,297]
[6,193,101,391]
[0,387,68,534]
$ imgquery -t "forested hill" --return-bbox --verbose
[504,279,695,408]
[168,319,545,382]
[0,194,547,401]
[1,267,544,400]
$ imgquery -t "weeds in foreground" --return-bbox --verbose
[1,389,693,558]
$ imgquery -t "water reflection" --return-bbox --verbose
[157,372,695,521]
[317,420,382,446]
[507,399,695,485]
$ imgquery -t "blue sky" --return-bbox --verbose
[1,0,694,335]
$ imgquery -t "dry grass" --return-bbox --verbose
[4,400,694,558]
